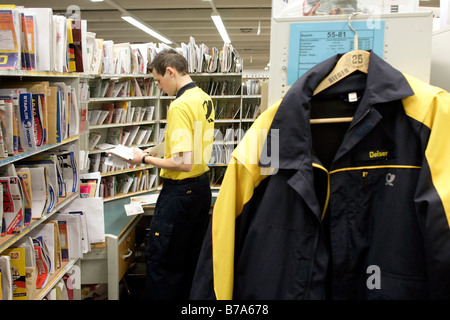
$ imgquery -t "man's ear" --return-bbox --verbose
[166,66,176,77]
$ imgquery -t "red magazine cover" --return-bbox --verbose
[33,237,50,289]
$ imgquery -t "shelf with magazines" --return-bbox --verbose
[0,67,85,300]
[98,73,154,80]
[0,70,84,78]
[89,96,160,103]
[103,186,160,203]
[89,120,158,130]
[0,191,80,253]
[86,74,160,151]
[89,142,156,155]
[183,74,244,183]
[241,74,266,122]
[242,94,263,98]
[35,258,79,300]
[0,135,79,168]
[85,73,162,200]
[96,163,158,201]
[100,164,156,177]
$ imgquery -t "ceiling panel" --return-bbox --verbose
[13,0,273,70]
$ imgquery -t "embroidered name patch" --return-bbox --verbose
[354,149,393,162]
[369,150,389,159]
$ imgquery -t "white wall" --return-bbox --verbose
[440,0,450,28]
[431,26,450,91]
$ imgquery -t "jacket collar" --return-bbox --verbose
[176,81,197,98]
[260,51,414,171]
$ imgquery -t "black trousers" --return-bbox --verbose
[145,173,211,300]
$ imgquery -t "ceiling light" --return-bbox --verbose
[211,12,231,44]
[90,0,104,2]
[257,6,261,35]
[121,15,172,44]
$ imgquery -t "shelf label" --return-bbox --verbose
[287,21,385,85]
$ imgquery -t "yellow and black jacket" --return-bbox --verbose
[191,52,450,300]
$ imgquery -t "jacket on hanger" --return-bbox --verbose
[190,52,450,300]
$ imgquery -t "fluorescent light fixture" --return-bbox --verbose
[211,12,231,44]
[90,0,104,2]
[121,15,172,44]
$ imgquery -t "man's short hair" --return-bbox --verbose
[149,48,189,76]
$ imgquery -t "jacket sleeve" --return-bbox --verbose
[413,90,450,298]
[190,104,280,300]
[189,219,216,300]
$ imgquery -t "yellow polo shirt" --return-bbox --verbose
[160,83,215,180]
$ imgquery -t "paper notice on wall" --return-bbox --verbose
[287,20,385,85]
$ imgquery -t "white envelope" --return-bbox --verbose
[24,8,53,71]
[52,213,83,259]
[28,166,50,216]
[52,15,67,73]
[68,211,90,254]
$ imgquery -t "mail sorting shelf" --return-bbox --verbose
[80,194,143,300]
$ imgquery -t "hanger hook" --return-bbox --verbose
[348,11,360,50]
[347,11,359,35]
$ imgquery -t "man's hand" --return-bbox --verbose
[128,148,146,166]
[126,148,193,173]
[142,147,158,156]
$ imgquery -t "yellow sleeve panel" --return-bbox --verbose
[403,74,450,229]
[212,101,281,300]
[212,160,254,300]
[165,106,193,155]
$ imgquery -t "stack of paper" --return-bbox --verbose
[0,254,13,300]
[104,144,135,169]
[109,144,135,160]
